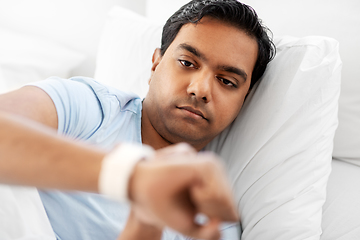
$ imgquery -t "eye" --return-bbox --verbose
[217,76,237,88]
[179,60,196,68]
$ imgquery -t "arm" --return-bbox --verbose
[0,110,104,191]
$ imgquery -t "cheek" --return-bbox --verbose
[154,64,189,96]
[149,70,170,97]
[151,61,174,89]
[214,94,246,127]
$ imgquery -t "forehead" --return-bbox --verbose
[165,17,258,77]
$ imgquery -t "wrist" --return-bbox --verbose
[98,143,154,202]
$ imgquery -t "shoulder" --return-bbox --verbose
[30,76,143,142]
[33,76,142,112]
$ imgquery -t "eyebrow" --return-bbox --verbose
[218,65,248,82]
[177,43,248,82]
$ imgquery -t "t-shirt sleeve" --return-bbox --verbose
[30,77,104,139]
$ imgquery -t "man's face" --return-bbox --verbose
[143,17,258,150]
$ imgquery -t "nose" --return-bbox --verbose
[186,72,213,103]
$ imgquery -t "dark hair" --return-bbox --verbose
[161,0,276,89]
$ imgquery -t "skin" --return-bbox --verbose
[124,17,258,239]
[142,17,258,151]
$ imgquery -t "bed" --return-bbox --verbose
[0,1,359,239]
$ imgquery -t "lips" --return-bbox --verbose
[177,106,207,120]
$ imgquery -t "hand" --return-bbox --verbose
[128,143,239,240]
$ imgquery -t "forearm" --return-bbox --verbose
[0,111,105,193]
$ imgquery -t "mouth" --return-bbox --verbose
[177,106,207,120]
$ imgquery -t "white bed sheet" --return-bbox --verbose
[0,185,55,240]
[321,160,360,239]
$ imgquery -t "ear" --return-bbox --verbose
[149,48,162,84]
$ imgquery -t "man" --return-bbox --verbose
[0,0,275,239]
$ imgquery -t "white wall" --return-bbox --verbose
[242,0,360,87]
[146,0,189,23]
[0,0,146,77]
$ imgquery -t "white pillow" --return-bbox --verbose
[95,6,341,239]
[0,27,85,93]
[333,78,360,166]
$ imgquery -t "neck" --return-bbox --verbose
[141,105,172,150]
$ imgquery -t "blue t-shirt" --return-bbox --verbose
[32,77,240,240]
